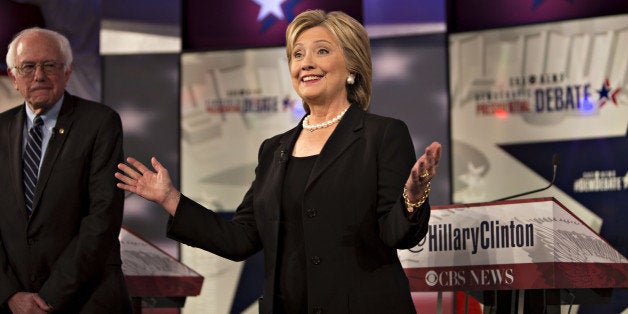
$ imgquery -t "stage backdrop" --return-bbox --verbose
[180,47,299,313]
[183,0,362,50]
[369,33,450,206]
[449,13,628,313]
[103,53,181,258]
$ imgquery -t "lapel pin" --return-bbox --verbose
[58,128,65,134]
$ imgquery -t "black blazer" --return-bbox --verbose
[0,92,131,313]
[168,105,430,313]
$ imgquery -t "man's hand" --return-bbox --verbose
[8,292,52,313]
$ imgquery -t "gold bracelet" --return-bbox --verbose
[403,182,431,213]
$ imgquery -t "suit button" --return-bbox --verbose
[30,274,36,282]
[27,238,35,246]
[310,256,321,265]
[306,208,317,218]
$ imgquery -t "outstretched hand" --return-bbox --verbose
[115,157,180,215]
[405,141,442,202]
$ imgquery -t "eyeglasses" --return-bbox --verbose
[13,61,64,76]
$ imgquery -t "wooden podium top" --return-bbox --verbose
[399,197,628,291]
[120,227,203,297]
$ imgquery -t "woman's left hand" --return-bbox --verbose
[405,141,442,203]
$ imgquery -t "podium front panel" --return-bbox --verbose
[399,198,628,291]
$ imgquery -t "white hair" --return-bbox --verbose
[6,27,73,73]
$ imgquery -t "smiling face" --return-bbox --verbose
[8,31,71,114]
[289,26,350,108]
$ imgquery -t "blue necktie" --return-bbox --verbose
[23,116,44,215]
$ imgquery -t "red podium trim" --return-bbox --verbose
[405,262,628,291]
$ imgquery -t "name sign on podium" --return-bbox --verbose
[399,198,628,292]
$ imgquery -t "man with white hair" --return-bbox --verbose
[0,27,131,313]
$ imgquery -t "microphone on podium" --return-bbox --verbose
[492,153,560,202]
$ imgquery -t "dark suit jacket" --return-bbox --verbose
[168,104,430,314]
[0,92,131,313]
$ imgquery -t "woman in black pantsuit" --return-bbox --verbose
[116,9,442,314]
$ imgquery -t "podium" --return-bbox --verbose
[399,198,628,313]
[120,227,204,313]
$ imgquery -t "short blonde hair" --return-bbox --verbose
[286,10,372,111]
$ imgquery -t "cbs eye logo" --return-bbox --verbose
[425,270,438,287]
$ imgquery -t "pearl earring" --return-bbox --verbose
[346,74,355,85]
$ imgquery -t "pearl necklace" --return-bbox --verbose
[302,107,349,132]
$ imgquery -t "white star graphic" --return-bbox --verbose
[251,0,285,21]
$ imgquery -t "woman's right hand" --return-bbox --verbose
[116,157,181,215]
